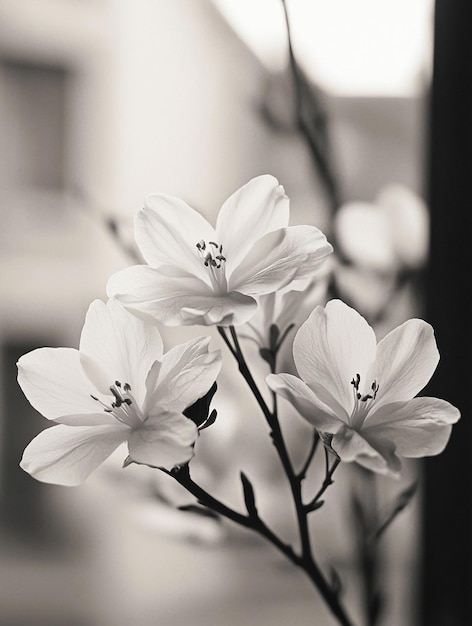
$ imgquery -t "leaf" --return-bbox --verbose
[184,382,218,429]
[198,409,217,431]
[178,504,221,521]
[269,324,280,352]
[240,471,258,517]
[259,347,275,371]
[306,499,324,513]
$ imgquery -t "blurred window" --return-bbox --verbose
[0,60,68,191]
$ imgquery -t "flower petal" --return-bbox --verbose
[364,397,460,457]
[372,319,439,407]
[331,426,401,477]
[56,413,117,426]
[229,226,332,295]
[108,265,242,326]
[293,300,377,415]
[216,175,289,276]
[17,347,103,420]
[20,423,129,485]
[266,373,343,432]
[128,411,198,470]
[137,194,216,283]
[79,299,164,406]
[179,292,257,326]
[148,337,222,414]
[108,264,212,300]
[110,263,257,326]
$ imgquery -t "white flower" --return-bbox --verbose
[267,300,460,477]
[106,175,332,326]
[18,299,221,486]
[335,184,429,272]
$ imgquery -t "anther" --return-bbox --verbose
[90,380,140,426]
[351,373,360,391]
[110,386,123,407]
[351,374,380,403]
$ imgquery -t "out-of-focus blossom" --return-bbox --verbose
[107,175,332,327]
[242,275,328,350]
[18,299,221,485]
[267,300,460,477]
[334,184,429,272]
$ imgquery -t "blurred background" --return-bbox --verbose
[0,1,470,625]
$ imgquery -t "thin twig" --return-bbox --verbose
[298,430,320,480]
[280,0,342,213]
[305,456,341,513]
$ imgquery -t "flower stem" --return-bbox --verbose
[217,325,238,359]
[170,465,298,564]
[226,326,273,423]
[171,465,356,626]
[216,325,355,626]
[305,453,341,513]
[298,430,320,481]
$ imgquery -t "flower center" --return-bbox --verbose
[349,373,379,429]
[91,380,144,428]
[196,239,227,293]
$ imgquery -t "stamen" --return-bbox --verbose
[196,239,226,268]
[90,380,143,427]
[195,239,228,293]
[349,373,380,429]
[110,386,123,407]
[350,373,360,391]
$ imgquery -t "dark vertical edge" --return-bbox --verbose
[422,1,472,624]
